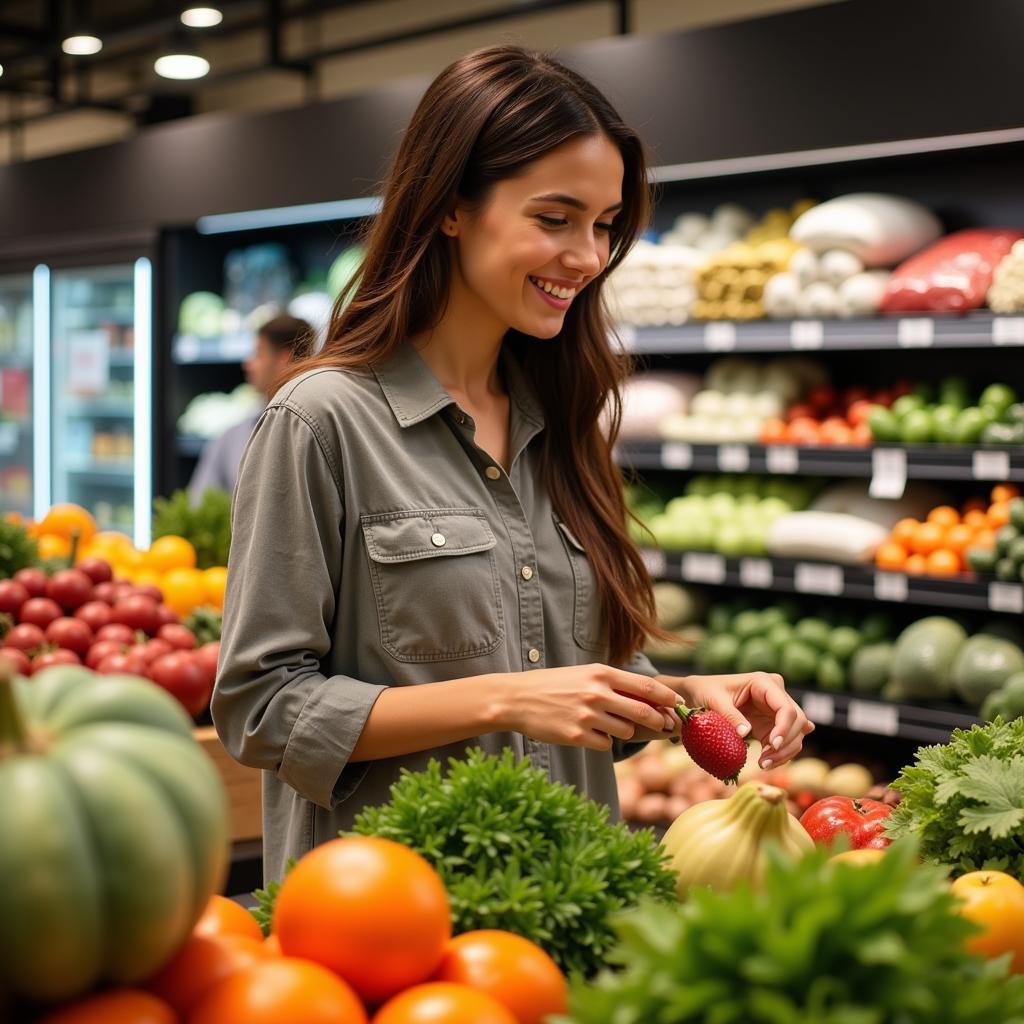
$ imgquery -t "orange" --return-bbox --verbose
[963,509,990,531]
[433,931,568,1024]
[373,983,517,1024]
[951,871,1024,973]
[892,518,919,549]
[194,894,265,943]
[905,554,928,575]
[161,567,208,617]
[945,524,975,554]
[148,933,267,1017]
[875,541,908,571]
[910,521,946,556]
[275,837,451,1005]
[189,957,367,1024]
[973,528,997,551]
[926,505,960,527]
[38,503,96,545]
[41,989,176,1024]
[989,502,1012,529]
[759,418,789,444]
[148,535,197,573]
[264,933,282,956]
[992,484,1021,503]
[203,566,229,610]
[926,549,961,576]
[37,533,72,561]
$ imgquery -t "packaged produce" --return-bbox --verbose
[767,510,888,563]
[880,228,1024,313]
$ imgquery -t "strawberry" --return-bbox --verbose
[676,703,747,784]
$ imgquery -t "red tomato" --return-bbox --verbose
[75,600,113,632]
[800,796,892,849]
[149,651,212,716]
[155,603,179,627]
[97,651,150,676]
[97,622,137,645]
[841,386,870,408]
[32,649,82,673]
[76,557,114,585]
[93,581,120,605]
[111,595,160,636]
[0,648,31,676]
[19,597,64,630]
[45,617,94,657]
[786,402,814,423]
[195,641,220,683]
[787,417,821,445]
[46,569,94,611]
[133,584,165,603]
[847,399,876,427]
[86,639,129,670]
[138,638,174,664]
[873,390,894,407]
[0,580,29,616]
[4,622,47,652]
[807,385,838,414]
[158,623,196,650]
[850,421,874,446]
[13,567,48,598]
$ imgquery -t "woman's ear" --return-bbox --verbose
[441,214,458,237]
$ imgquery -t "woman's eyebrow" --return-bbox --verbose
[529,193,623,213]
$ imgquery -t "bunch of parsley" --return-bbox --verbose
[152,488,232,568]
[351,748,677,978]
[559,841,1024,1024]
[885,717,1024,880]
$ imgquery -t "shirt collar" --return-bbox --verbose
[372,340,545,431]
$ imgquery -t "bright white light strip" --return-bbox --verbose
[196,196,382,233]
[61,34,102,55]
[651,125,1024,182]
[0,64,4,78]
[31,265,51,521]
[154,53,209,80]
[181,6,223,27]
[133,258,153,550]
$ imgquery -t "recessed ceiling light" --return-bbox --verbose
[181,6,223,28]
[154,52,210,80]
[62,35,103,56]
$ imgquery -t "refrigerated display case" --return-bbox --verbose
[47,259,152,547]
[0,273,34,518]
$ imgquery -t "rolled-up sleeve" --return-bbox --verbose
[212,402,387,809]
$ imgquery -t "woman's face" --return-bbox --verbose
[446,133,625,339]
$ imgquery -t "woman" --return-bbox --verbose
[213,44,813,883]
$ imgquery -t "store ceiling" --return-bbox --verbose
[0,0,607,129]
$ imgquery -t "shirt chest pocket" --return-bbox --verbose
[554,518,606,654]
[361,508,505,663]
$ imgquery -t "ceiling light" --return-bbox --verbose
[0,64,4,78]
[154,52,210,79]
[181,6,223,28]
[62,34,103,55]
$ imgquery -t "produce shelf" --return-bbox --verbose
[173,332,255,364]
[641,548,1024,615]
[617,439,1024,483]
[614,311,1024,355]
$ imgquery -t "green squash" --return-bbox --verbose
[0,663,229,1004]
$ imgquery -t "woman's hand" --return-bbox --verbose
[500,664,681,751]
[659,671,814,769]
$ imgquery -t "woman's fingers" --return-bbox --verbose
[604,690,676,732]
[748,673,809,749]
[589,711,639,742]
[604,666,681,710]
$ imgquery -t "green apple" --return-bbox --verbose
[952,406,990,445]
[892,394,926,419]
[868,405,901,442]
[900,408,934,444]
[979,383,1018,417]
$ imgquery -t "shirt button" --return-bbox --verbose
[431,532,446,547]
[527,648,541,663]
[521,565,533,581]
[485,466,501,481]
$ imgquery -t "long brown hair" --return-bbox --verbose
[283,44,665,665]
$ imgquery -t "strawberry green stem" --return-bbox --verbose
[0,659,28,754]
[676,702,706,722]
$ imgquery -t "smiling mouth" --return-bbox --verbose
[528,276,577,309]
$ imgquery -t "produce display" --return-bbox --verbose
[152,489,233,571]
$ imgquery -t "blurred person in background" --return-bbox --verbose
[188,314,312,503]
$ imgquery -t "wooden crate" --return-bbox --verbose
[194,726,262,843]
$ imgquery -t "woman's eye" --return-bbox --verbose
[537,215,617,233]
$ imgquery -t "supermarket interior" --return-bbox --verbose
[3,0,1024,1021]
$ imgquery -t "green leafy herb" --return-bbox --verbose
[557,841,1024,1024]
[885,717,1024,880]
[0,518,38,579]
[152,488,232,569]
[351,748,677,978]
[250,858,296,935]
[185,607,222,645]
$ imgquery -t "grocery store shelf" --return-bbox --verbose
[617,439,1024,483]
[63,456,135,479]
[614,311,1024,355]
[173,332,255,364]
[642,548,1024,615]
[63,398,135,418]
[176,435,206,457]
[0,356,30,370]
[108,351,136,368]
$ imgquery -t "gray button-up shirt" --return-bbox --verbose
[213,340,658,882]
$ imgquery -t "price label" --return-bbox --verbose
[682,552,726,584]
[717,444,750,473]
[801,692,835,726]
[794,562,844,596]
[992,317,1024,346]
[640,548,668,579]
[874,571,908,602]
[897,318,934,348]
[704,322,737,352]
[614,324,638,352]
[972,450,1011,480]
[739,558,773,589]
[765,445,799,474]
[661,442,693,470]
[848,699,900,736]
[989,582,1024,614]
[790,320,824,350]
[870,447,907,500]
